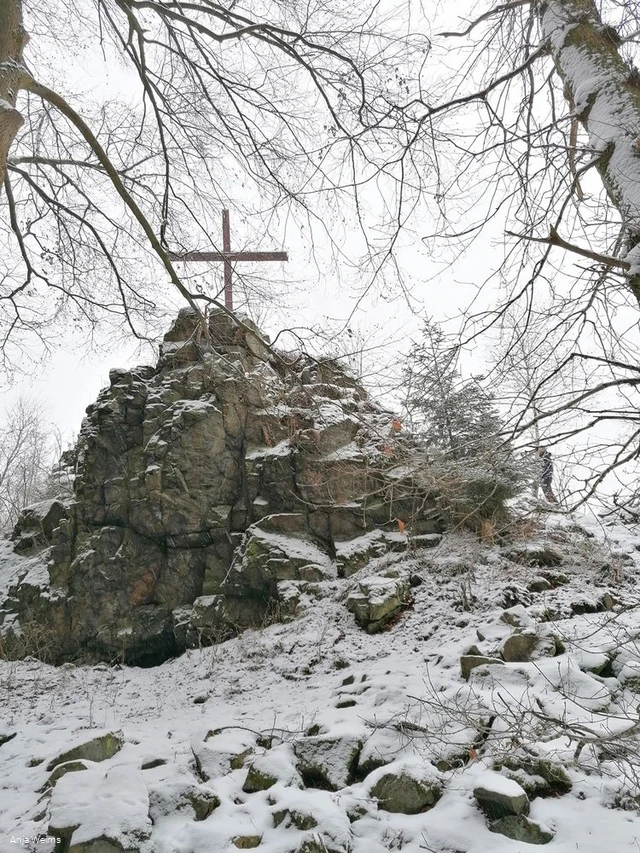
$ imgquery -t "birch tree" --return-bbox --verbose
[540,0,640,297]
[409,0,640,504]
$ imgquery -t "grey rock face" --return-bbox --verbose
[370,770,443,814]
[1,308,440,664]
[474,779,530,819]
[346,572,412,633]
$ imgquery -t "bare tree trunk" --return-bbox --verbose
[0,0,28,188]
[539,0,640,301]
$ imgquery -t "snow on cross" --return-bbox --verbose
[169,209,288,311]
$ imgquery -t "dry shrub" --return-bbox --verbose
[479,518,497,544]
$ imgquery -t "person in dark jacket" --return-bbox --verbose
[537,447,557,503]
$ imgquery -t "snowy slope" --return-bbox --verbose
[2,510,640,852]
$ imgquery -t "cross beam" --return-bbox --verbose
[169,209,288,310]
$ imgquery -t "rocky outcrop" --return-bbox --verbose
[0,309,440,664]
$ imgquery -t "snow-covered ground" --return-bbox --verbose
[2,510,640,852]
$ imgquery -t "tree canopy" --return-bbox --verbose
[0,0,426,362]
[3,0,640,504]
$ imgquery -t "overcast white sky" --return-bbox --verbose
[1,230,484,442]
[3,0,510,434]
[4,0,637,512]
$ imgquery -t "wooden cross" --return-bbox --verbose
[169,209,288,311]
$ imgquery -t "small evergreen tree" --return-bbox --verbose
[403,321,526,528]
[404,321,501,458]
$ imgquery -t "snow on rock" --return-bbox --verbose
[473,770,530,818]
[540,0,640,248]
[499,628,539,662]
[48,763,153,851]
[191,728,256,782]
[243,744,304,792]
[4,512,640,851]
[346,571,412,633]
[45,730,124,771]
[293,733,363,791]
[460,653,505,681]
[147,762,220,823]
[357,726,423,777]
[489,814,554,845]
[367,758,443,814]
[500,603,534,628]
[335,530,409,578]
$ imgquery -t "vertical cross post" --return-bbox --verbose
[222,209,233,310]
[168,210,288,312]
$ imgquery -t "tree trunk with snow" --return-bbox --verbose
[539,0,640,301]
[0,0,27,189]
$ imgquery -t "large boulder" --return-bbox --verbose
[243,745,303,792]
[500,630,539,663]
[191,729,255,782]
[460,655,505,681]
[293,734,363,791]
[474,773,530,819]
[46,731,124,772]
[0,309,439,664]
[146,764,220,823]
[489,815,554,844]
[370,766,443,814]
